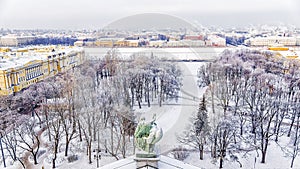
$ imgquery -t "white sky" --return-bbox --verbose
[0,0,299,29]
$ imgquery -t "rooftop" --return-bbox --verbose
[101,155,201,169]
[0,46,83,70]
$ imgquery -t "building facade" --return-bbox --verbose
[247,36,297,46]
[0,46,84,95]
[0,35,36,46]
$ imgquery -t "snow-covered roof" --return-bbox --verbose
[97,38,122,41]
[277,50,300,59]
[249,36,297,40]
[0,46,83,70]
[101,155,201,169]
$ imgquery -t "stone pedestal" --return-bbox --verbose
[135,152,157,158]
[134,156,160,169]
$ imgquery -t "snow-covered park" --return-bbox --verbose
[1,47,300,169]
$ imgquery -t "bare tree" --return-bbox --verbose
[0,133,6,168]
[77,88,97,164]
[15,117,41,165]
[49,113,62,169]
[60,73,78,157]
[46,78,65,169]
[290,106,300,168]
[1,124,25,168]
[212,118,236,168]
[114,106,136,158]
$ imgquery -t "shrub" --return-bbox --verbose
[67,155,78,163]
[171,147,190,161]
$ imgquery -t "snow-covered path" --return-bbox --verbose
[136,62,206,154]
[158,62,199,153]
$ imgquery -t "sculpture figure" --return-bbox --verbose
[134,115,163,153]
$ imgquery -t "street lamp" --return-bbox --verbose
[94,128,101,168]
[94,149,101,168]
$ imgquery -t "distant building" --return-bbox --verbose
[0,47,10,52]
[277,50,300,59]
[149,40,166,47]
[206,35,226,47]
[115,39,128,47]
[0,35,36,46]
[166,40,205,47]
[127,40,140,47]
[94,38,123,47]
[74,41,84,47]
[184,35,204,41]
[247,36,297,46]
[269,46,300,60]
[296,37,300,46]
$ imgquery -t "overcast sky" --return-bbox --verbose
[0,0,299,29]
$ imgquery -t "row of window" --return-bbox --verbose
[26,71,43,81]
[4,53,81,87]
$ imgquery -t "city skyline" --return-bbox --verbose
[0,0,299,29]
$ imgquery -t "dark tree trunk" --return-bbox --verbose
[219,156,223,168]
[137,97,141,109]
[261,150,267,163]
[52,149,57,168]
[131,87,135,108]
[240,123,243,136]
[65,141,69,157]
[0,137,6,168]
[199,144,204,160]
[78,120,82,142]
[33,153,38,165]
[288,110,296,137]
[88,142,92,164]
[17,158,25,169]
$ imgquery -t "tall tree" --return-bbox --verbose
[15,117,41,165]
[179,96,210,160]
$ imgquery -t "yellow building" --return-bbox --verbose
[114,39,128,47]
[0,46,84,95]
[0,47,10,52]
[95,40,114,47]
[268,46,289,51]
[277,50,299,59]
[127,40,139,47]
[93,38,124,47]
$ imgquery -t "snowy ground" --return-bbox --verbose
[85,47,225,61]
[2,47,300,168]
[185,137,300,169]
